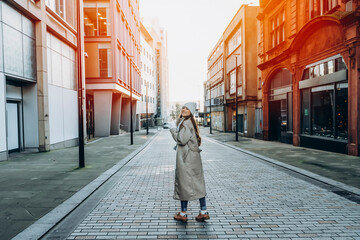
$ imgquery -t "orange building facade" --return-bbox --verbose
[84,0,141,137]
[257,0,360,155]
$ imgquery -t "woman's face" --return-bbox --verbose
[181,107,191,117]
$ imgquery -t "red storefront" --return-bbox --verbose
[258,0,360,155]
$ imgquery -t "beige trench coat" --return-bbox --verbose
[170,118,206,201]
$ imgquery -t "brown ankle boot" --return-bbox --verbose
[195,211,210,221]
[174,212,188,222]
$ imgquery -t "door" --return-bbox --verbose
[237,114,244,133]
[269,100,281,141]
[6,102,20,152]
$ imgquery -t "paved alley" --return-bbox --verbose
[51,130,360,239]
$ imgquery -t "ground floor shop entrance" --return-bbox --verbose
[6,101,20,152]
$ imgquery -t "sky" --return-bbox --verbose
[140,0,259,104]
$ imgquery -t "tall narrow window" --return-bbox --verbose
[99,44,112,77]
[46,0,76,28]
[84,2,111,36]
[269,9,285,49]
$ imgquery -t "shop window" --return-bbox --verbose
[280,99,287,132]
[311,85,334,138]
[301,89,311,134]
[336,83,348,140]
[269,9,285,49]
[287,92,293,132]
[84,2,111,36]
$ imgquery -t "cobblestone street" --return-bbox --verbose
[60,130,360,239]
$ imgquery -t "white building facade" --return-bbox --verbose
[0,0,80,161]
[137,22,157,128]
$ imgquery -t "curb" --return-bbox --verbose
[13,131,160,240]
[204,136,360,197]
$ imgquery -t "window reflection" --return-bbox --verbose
[99,44,111,77]
[336,83,348,140]
[84,3,111,36]
[301,57,345,80]
[84,8,97,36]
[311,86,334,138]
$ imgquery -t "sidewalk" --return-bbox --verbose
[201,128,360,190]
[0,129,157,240]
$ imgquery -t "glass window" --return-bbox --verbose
[229,70,236,94]
[84,3,110,36]
[310,67,315,78]
[84,8,97,36]
[99,44,112,77]
[301,89,310,134]
[287,92,293,131]
[46,0,76,28]
[280,99,287,132]
[302,68,309,80]
[336,83,348,140]
[313,65,320,77]
[98,8,109,36]
[311,85,334,138]
[3,25,23,76]
[319,63,325,76]
[335,57,346,72]
[328,60,334,74]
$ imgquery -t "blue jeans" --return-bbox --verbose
[181,197,206,211]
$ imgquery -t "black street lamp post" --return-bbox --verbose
[77,0,85,168]
[129,56,134,145]
[234,54,240,142]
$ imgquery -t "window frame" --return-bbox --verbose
[269,8,285,49]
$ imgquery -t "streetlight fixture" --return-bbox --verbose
[77,0,85,168]
[128,55,134,145]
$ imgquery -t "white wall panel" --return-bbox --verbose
[48,84,64,144]
[63,89,78,140]
[51,50,62,86]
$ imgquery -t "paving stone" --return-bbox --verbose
[67,131,360,239]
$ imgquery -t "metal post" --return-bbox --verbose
[209,83,212,134]
[129,57,133,145]
[77,0,85,168]
[235,56,238,142]
[146,82,149,135]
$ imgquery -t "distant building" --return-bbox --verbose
[84,0,141,137]
[205,37,225,131]
[146,22,170,125]
[0,0,81,160]
[257,0,360,155]
[204,5,260,136]
[138,22,157,129]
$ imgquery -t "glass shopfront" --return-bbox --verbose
[300,55,348,152]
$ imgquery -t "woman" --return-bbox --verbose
[170,102,209,222]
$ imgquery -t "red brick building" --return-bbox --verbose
[257,0,360,155]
